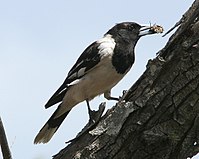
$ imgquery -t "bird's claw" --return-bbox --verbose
[65,102,106,144]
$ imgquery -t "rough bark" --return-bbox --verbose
[53,0,199,158]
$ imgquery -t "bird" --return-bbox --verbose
[34,22,163,144]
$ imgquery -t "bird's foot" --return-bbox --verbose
[117,90,128,102]
[88,102,106,125]
[65,102,106,144]
[122,90,127,95]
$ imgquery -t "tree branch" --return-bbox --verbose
[0,117,12,159]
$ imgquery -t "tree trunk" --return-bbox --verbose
[53,0,199,158]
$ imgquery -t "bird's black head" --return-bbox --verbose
[106,22,163,45]
[106,22,141,44]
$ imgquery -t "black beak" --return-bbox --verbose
[139,25,164,37]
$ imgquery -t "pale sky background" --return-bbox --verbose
[0,0,196,159]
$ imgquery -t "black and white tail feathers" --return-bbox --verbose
[34,104,71,144]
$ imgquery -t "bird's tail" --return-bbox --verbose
[34,106,70,144]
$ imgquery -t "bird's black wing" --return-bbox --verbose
[45,41,101,108]
[66,42,101,82]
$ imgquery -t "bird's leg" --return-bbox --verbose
[104,90,120,101]
[86,100,105,124]
[66,102,105,144]
[86,100,96,123]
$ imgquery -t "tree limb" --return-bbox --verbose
[0,117,12,159]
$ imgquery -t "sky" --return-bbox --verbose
[0,0,196,159]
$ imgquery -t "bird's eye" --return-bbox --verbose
[128,25,134,31]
